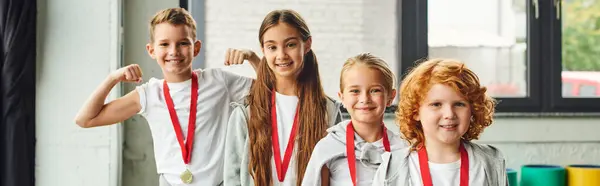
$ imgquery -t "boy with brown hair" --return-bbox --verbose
[74,8,259,186]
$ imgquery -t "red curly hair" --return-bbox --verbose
[396,58,497,150]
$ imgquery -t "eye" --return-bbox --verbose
[429,102,442,107]
[179,41,191,46]
[286,43,297,48]
[159,43,168,47]
[455,102,467,107]
[370,88,383,93]
[266,45,276,51]
[349,89,359,94]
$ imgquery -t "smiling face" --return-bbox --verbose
[146,23,201,76]
[339,64,396,124]
[415,83,472,146]
[260,22,312,81]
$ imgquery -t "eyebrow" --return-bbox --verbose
[156,38,192,43]
[264,36,300,44]
[425,99,467,103]
[344,84,385,89]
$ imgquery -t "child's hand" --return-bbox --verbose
[109,64,143,83]
[224,48,261,66]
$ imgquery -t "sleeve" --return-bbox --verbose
[302,138,337,186]
[218,69,254,104]
[302,145,325,186]
[135,82,149,116]
[223,105,250,186]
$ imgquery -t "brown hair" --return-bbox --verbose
[340,52,396,95]
[246,9,329,186]
[148,8,197,42]
[396,58,496,150]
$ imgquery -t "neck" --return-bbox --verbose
[351,119,383,143]
[423,140,461,164]
[163,68,193,83]
[275,77,298,96]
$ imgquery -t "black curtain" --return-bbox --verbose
[0,0,36,185]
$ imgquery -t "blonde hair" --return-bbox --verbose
[396,58,497,150]
[340,53,396,94]
[149,8,197,42]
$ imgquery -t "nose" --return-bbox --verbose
[358,91,371,104]
[442,105,457,120]
[168,44,180,57]
[276,48,288,61]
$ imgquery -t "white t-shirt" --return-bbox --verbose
[408,144,487,186]
[270,91,299,186]
[136,68,252,186]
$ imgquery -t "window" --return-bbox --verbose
[401,0,600,113]
[579,85,597,97]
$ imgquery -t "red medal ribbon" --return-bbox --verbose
[346,121,391,186]
[163,72,198,165]
[271,89,299,182]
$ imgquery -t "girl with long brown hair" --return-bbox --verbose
[223,9,343,186]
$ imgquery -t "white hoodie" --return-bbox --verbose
[223,97,343,186]
[301,120,409,186]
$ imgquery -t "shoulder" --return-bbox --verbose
[314,134,343,151]
[311,134,346,163]
[140,77,162,88]
[135,77,163,97]
[195,68,220,80]
[229,103,250,122]
[465,141,505,160]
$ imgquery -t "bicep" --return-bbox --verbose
[87,90,141,127]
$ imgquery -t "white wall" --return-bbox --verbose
[36,0,122,185]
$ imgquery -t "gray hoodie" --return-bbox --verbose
[301,120,409,186]
[371,141,508,186]
[223,97,343,186]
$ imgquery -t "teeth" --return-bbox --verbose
[276,62,292,67]
[440,125,457,129]
[167,60,182,63]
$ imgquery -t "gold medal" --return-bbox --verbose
[180,168,193,184]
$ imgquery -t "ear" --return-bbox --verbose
[304,36,312,55]
[337,91,346,109]
[387,89,397,106]
[146,43,155,59]
[193,40,202,57]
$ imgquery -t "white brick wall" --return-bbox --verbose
[203,0,398,100]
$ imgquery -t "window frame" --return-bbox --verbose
[399,0,600,114]
[180,0,206,69]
